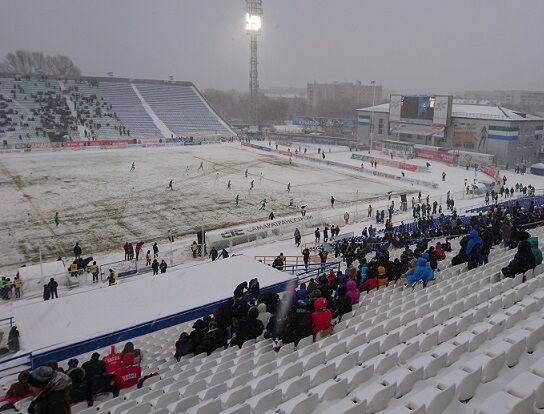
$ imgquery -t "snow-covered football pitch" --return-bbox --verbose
[0,143,407,268]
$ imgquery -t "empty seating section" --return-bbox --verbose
[98,82,161,139]
[135,83,232,137]
[4,226,544,414]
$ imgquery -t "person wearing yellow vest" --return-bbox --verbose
[14,275,22,298]
[69,261,79,277]
[90,261,99,283]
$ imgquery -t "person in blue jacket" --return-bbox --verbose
[465,229,483,270]
[407,257,434,286]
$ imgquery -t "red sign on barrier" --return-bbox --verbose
[414,148,458,165]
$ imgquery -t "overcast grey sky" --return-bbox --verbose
[1,0,543,94]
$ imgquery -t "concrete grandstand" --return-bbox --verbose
[0,75,236,147]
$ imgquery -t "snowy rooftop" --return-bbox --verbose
[357,103,544,121]
[11,255,292,353]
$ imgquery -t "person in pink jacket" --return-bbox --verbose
[346,279,360,305]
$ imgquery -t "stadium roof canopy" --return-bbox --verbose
[357,103,543,121]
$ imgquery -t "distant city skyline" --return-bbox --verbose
[1,0,543,94]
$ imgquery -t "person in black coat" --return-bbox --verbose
[174,332,193,361]
[209,247,218,261]
[189,320,206,355]
[68,366,91,405]
[258,292,280,315]
[81,353,106,378]
[198,321,226,355]
[230,307,263,348]
[231,298,250,322]
[43,284,50,301]
[502,237,535,278]
[159,260,167,274]
[73,243,82,259]
[48,278,58,299]
[151,259,159,275]
[332,286,352,319]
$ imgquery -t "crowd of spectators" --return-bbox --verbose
[0,341,144,412]
[66,80,128,140]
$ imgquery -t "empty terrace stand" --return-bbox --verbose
[98,81,162,140]
[135,82,234,138]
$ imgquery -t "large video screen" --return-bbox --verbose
[400,96,435,121]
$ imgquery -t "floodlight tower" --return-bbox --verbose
[245,0,262,127]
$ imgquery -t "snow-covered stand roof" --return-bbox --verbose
[357,103,544,121]
[11,255,294,364]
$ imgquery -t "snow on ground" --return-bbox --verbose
[0,143,407,270]
[1,140,544,350]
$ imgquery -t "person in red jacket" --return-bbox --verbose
[114,353,141,390]
[103,345,122,374]
[311,297,332,338]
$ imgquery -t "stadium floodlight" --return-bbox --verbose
[245,13,262,33]
[246,0,262,127]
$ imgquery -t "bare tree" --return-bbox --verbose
[0,50,81,77]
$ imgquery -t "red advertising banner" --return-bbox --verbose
[414,148,458,165]
[481,165,500,182]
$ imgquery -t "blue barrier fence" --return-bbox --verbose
[30,277,296,368]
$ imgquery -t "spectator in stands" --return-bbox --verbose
[66,359,79,376]
[466,229,483,270]
[67,363,89,406]
[406,257,434,286]
[81,353,106,378]
[529,236,543,267]
[502,234,536,278]
[198,321,227,355]
[189,320,206,355]
[121,342,143,365]
[426,246,439,271]
[257,303,271,329]
[103,345,122,374]
[73,242,82,259]
[248,278,260,302]
[7,326,19,352]
[377,266,389,287]
[282,303,312,346]
[345,279,360,305]
[435,242,446,261]
[0,370,32,409]
[332,285,352,320]
[113,353,141,390]
[231,306,264,347]
[174,332,193,361]
[318,276,333,304]
[312,297,332,338]
[501,219,512,247]
[27,365,72,414]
